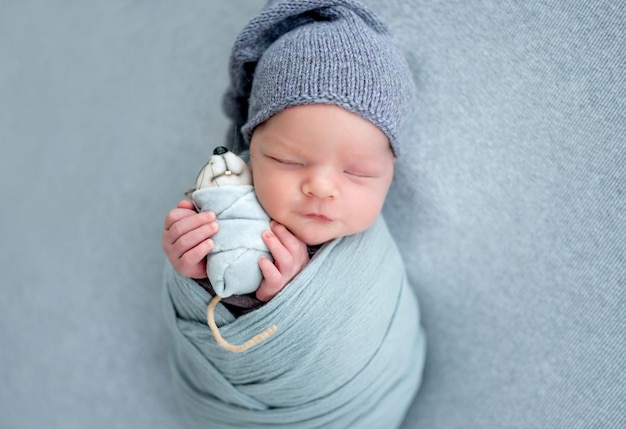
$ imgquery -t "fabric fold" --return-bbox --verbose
[192,186,271,297]
[163,216,426,428]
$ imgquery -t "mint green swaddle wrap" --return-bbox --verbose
[162,216,426,428]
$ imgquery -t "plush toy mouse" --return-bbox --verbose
[189,146,272,298]
[193,146,252,189]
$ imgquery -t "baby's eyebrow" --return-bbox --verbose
[346,152,384,165]
[263,134,298,150]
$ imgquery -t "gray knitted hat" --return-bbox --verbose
[222,0,415,157]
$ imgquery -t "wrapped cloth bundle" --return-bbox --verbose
[191,186,271,298]
[187,146,271,298]
[162,216,426,428]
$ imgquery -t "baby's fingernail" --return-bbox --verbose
[207,239,214,248]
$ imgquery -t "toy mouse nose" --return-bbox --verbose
[213,146,229,155]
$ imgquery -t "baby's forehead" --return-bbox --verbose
[251,105,394,164]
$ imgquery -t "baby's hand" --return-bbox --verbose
[162,200,219,279]
[256,221,309,302]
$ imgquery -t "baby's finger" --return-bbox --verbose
[257,257,282,302]
[164,208,192,230]
[172,223,217,256]
[269,221,303,252]
[165,210,216,238]
[262,229,292,268]
[164,206,206,230]
[178,239,213,268]
[177,199,196,210]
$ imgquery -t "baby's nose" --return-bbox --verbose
[301,172,338,199]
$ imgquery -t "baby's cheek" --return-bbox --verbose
[255,187,282,219]
[353,196,384,231]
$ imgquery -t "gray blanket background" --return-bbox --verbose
[1,1,624,428]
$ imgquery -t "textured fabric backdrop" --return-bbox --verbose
[1,1,624,428]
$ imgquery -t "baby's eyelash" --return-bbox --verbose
[270,156,300,165]
[345,170,373,178]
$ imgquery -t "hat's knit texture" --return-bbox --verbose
[223,0,416,156]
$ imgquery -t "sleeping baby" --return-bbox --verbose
[161,1,426,427]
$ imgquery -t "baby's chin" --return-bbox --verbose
[282,217,371,246]
[295,228,349,247]
[290,228,334,247]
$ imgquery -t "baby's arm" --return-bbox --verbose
[256,221,309,302]
[162,199,219,279]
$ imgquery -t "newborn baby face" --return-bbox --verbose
[249,104,395,246]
